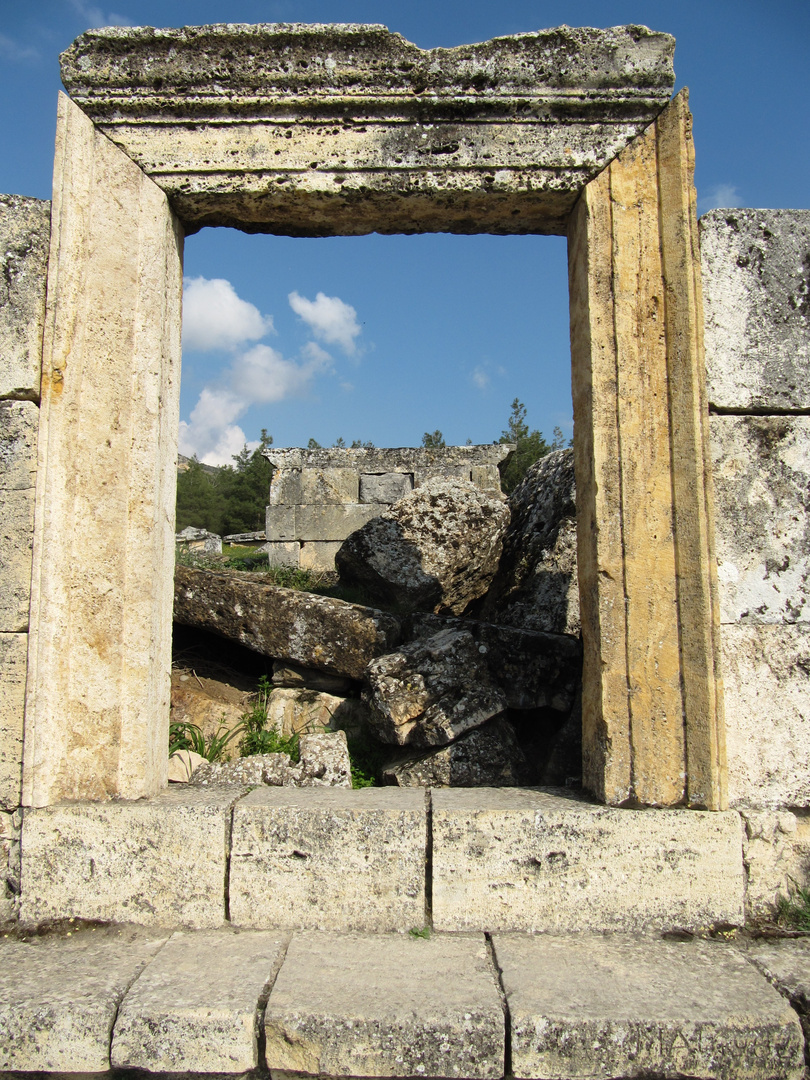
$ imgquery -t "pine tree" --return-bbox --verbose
[498,398,551,494]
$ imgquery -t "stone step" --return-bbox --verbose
[20,786,746,933]
[0,926,807,1080]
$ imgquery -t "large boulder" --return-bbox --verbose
[382,717,526,787]
[478,449,579,635]
[174,565,403,680]
[335,477,510,615]
[363,627,507,747]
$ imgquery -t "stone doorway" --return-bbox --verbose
[22,23,726,811]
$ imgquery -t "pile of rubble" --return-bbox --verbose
[172,452,581,788]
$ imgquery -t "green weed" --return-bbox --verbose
[409,926,431,939]
[238,675,300,760]
[169,719,244,762]
[777,883,810,931]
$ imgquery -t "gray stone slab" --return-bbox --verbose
[300,467,359,504]
[264,540,300,567]
[0,194,50,400]
[431,788,745,932]
[267,445,514,473]
[360,472,413,504]
[723,623,810,808]
[112,928,289,1073]
[295,502,386,542]
[299,540,342,571]
[702,209,810,411]
[20,787,245,928]
[494,934,804,1080]
[0,633,26,810]
[711,415,810,625]
[230,787,426,931]
[0,400,38,633]
[265,931,504,1079]
[266,505,296,542]
[746,939,810,1049]
[0,924,166,1072]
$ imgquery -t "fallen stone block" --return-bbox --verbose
[431,788,745,932]
[408,612,582,713]
[174,565,403,680]
[336,477,510,615]
[0,925,166,1072]
[479,448,579,636]
[230,787,426,931]
[272,661,354,695]
[20,787,245,928]
[267,686,366,737]
[701,208,810,412]
[112,927,288,1073]
[494,933,804,1080]
[265,931,504,1079]
[364,628,507,747]
[382,716,526,787]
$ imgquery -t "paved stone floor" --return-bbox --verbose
[1,925,809,1079]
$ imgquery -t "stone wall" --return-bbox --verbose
[702,209,810,811]
[264,445,513,571]
[0,195,51,922]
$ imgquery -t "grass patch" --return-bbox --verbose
[169,719,244,762]
[777,883,810,931]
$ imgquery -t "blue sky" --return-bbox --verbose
[1,1,808,463]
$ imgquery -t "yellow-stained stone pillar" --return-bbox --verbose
[22,93,183,806]
[568,90,726,809]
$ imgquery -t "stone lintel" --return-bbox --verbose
[266,443,514,473]
[60,25,674,236]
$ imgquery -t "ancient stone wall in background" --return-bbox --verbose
[264,444,513,571]
[702,209,810,813]
[0,194,50,922]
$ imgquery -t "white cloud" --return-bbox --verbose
[70,0,132,26]
[698,184,744,214]
[230,341,332,404]
[288,290,361,355]
[472,366,490,390]
[178,388,250,466]
[182,276,274,352]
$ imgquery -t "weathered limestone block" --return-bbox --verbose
[337,478,510,615]
[62,25,674,236]
[360,472,413,504]
[267,687,367,738]
[702,209,810,411]
[722,623,810,808]
[364,628,507,747]
[711,415,810,624]
[746,940,810,1056]
[295,731,352,787]
[266,505,295,541]
[167,748,205,782]
[267,445,513,475]
[24,94,183,807]
[0,633,26,811]
[494,934,804,1080]
[741,810,810,920]
[272,661,353,696]
[479,448,579,635]
[264,540,300,567]
[382,717,526,787]
[407,612,582,713]
[174,565,403,679]
[302,467,359,504]
[191,753,296,788]
[20,787,244,928]
[0,926,167,1073]
[296,503,386,542]
[0,400,37,632]
[0,194,50,400]
[432,789,744,932]
[176,525,222,554]
[470,463,503,494]
[170,673,248,740]
[265,932,504,1079]
[112,929,288,1073]
[230,787,426,931]
[299,539,342,571]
